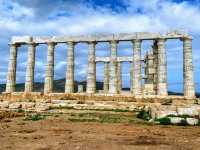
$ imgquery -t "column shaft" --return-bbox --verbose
[117,62,121,93]
[104,62,109,93]
[183,38,195,98]
[132,39,142,96]
[109,41,118,94]
[86,42,96,93]
[157,39,167,96]
[6,44,19,93]
[65,42,75,93]
[130,62,133,92]
[153,41,158,94]
[25,43,37,92]
[44,42,56,94]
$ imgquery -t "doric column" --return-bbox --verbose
[44,42,56,94]
[65,41,75,93]
[132,39,142,96]
[86,42,96,93]
[25,43,37,92]
[109,40,118,94]
[153,41,158,94]
[183,38,195,98]
[104,62,109,93]
[117,61,122,93]
[130,62,133,92]
[157,38,168,96]
[6,43,19,93]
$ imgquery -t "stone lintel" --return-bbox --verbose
[11,31,191,44]
[95,57,133,62]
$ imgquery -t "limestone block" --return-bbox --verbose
[21,102,35,109]
[0,101,9,108]
[35,103,50,112]
[155,110,178,119]
[78,85,84,93]
[9,102,22,109]
[177,107,199,116]
[169,117,183,124]
[186,118,199,125]
[32,36,51,43]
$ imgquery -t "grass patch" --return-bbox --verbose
[67,112,148,124]
[24,113,46,121]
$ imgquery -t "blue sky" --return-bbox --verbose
[0,0,200,93]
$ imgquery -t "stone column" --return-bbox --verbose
[183,38,195,98]
[109,41,118,94]
[132,39,142,96]
[44,42,56,94]
[117,61,122,93]
[6,43,19,93]
[157,38,168,96]
[130,62,133,92]
[25,43,37,92]
[65,41,75,93]
[86,42,96,93]
[104,62,109,93]
[153,41,158,94]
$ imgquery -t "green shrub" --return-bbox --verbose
[156,117,171,125]
[137,110,151,121]
[24,114,45,121]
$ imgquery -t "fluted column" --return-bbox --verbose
[104,62,109,93]
[6,43,19,93]
[25,43,37,92]
[109,41,118,94]
[157,38,167,96]
[183,38,195,99]
[86,42,96,93]
[44,42,56,94]
[117,61,121,93]
[132,39,142,96]
[130,62,133,92]
[65,41,75,93]
[153,41,158,94]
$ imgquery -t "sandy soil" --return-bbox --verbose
[0,111,200,150]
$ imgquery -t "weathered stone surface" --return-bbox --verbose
[177,107,199,116]
[169,117,183,124]
[0,101,9,108]
[9,103,22,109]
[186,118,199,125]
[35,103,50,111]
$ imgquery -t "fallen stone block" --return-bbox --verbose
[186,118,199,125]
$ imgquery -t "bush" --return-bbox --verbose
[156,117,171,125]
[137,110,151,121]
[24,114,45,121]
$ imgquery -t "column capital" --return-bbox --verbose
[47,42,57,46]
[156,38,166,43]
[8,43,21,47]
[180,37,192,41]
[132,39,142,43]
[27,42,39,47]
[110,40,119,44]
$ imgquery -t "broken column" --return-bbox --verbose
[109,41,118,94]
[44,42,56,94]
[65,41,75,93]
[132,39,142,96]
[104,62,109,93]
[183,38,195,99]
[25,43,37,92]
[86,42,96,93]
[6,43,19,93]
[157,38,167,96]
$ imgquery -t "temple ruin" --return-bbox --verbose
[4,31,195,100]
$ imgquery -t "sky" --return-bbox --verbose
[0,0,200,93]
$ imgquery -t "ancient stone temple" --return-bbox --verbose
[4,31,195,99]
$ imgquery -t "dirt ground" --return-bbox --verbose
[1,110,200,150]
